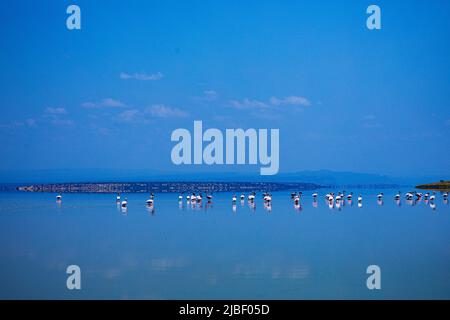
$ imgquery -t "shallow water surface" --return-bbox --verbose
[0,190,449,299]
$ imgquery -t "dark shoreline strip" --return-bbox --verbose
[14,181,324,193]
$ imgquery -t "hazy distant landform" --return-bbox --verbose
[0,169,447,193]
[0,169,438,185]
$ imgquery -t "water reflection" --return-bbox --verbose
[430,202,437,211]
[263,203,272,212]
[205,201,213,210]
[146,204,155,215]
[327,200,334,209]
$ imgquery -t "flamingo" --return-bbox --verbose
[326,192,334,202]
[146,193,154,206]
[264,194,272,203]
[429,192,436,201]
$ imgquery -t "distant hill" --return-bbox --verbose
[0,168,447,188]
[271,170,395,185]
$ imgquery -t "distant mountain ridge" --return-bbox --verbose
[0,168,447,187]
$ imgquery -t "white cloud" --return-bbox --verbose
[269,96,311,107]
[42,107,74,126]
[230,96,311,110]
[363,114,376,120]
[362,115,380,128]
[193,90,218,103]
[230,98,268,109]
[82,98,126,108]
[212,115,229,122]
[202,90,217,101]
[104,268,121,279]
[150,258,187,271]
[25,118,37,127]
[146,104,188,118]
[51,119,74,126]
[101,98,126,107]
[120,72,164,81]
[362,122,380,128]
[118,105,188,124]
[0,121,24,129]
[45,107,67,115]
[81,102,96,108]
[118,109,140,122]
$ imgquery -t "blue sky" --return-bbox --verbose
[0,0,449,178]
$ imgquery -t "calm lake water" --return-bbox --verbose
[0,189,449,299]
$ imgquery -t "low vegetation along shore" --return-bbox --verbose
[415,180,450,190]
